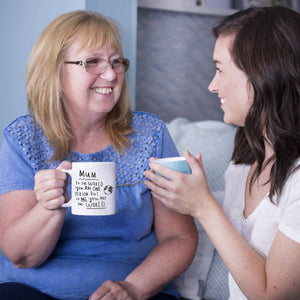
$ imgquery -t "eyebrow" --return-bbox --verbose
[213,59,221,65]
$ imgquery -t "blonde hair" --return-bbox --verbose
[26,10,132,161]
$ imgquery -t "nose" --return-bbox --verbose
[99,63,117,81]
[208,74,218,93]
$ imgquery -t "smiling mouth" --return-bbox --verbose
[93,87,112,94]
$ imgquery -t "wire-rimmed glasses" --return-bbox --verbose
[64,57,130,74]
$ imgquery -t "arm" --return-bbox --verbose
[198,200,300,300]
[90,195,198,300]
[0,161,71,268]
[125,196,198,299]
[144,150,300,300]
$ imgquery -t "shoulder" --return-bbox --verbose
[132,111,164,127]
[5,114,40,136]
[3,115,54,171]
[127,111,170,153]
[4,114,46,147]
[225,161,249,177]
[131,111,166,136]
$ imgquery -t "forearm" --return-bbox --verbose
[1,203,66,268]
[125,236,196,299]
[197,198,270,299]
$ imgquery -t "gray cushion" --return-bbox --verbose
[166,118,236,299]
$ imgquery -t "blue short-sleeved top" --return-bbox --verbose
[0,111,180,299]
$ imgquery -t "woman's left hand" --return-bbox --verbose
[89,280,139,300]
[144,150,214,219]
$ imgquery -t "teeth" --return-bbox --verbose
[94,87,112,94]
[220,98,225,104]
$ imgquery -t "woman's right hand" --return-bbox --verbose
[34,160,71,210]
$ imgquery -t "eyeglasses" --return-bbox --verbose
[64,57,130,74]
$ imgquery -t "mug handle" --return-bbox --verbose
[61,169,72,208]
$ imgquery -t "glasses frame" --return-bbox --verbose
[64,57,130,74]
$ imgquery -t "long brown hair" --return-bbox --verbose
[26,10,132,161]
[212,6,300,202]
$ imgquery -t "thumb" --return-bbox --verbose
[57,160,72,170]
[195,152,204,169]
[184,150,200,170]
[184,150,197,169]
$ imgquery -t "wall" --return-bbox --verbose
[136,7,224,122]
[0,0,137,145]
[86,0,137,107]
[136,0,299,123]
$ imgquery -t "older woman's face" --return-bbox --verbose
[208,34,254,127]
[61,33,124,120]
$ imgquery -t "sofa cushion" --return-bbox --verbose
[203,250,230,300]
[166,118,236,299]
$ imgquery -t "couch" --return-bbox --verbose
[0,118,237,300]
[166,118,237,300]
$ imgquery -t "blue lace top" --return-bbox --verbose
[0,111,180,299]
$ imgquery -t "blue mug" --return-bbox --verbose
[154,157,192,175]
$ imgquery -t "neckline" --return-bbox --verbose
[71,144,113,157]
[242,192,270,222]
[242,164,270,221]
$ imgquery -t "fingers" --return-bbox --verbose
[144,165,192,212]
[37,187,65,210]
[148,153,203,180]
[57,160,71,205]
[148,160,183,181]
[34,161,70,210]
[89,281,111,299]
[90,280,137,300]
[143,165,177,197]
[143,174,170,207]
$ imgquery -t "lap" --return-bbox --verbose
[0,282,177,300]
[0,282,58,300]
[149,293,178,300]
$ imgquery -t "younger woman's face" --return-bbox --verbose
[208,34,254,127]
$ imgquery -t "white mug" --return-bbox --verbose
[61,162,116,216]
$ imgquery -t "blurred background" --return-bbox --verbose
[1,0,299,144]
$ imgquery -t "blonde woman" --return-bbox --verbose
[0,11,197,300]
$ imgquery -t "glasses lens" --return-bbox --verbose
[85,58,129,74]
[85,58,106,74]
[112,58,130,74]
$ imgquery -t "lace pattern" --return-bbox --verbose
[7,112,164,186]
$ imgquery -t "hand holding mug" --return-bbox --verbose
[34,161,70,210]
[144,151,214,217]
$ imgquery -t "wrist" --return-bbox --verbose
[193,193,219,222]
[122,280,145,300]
